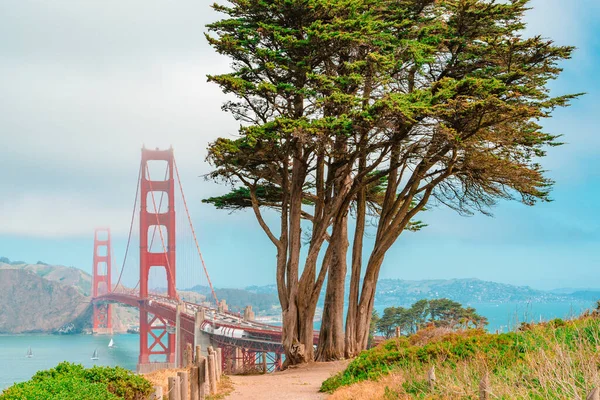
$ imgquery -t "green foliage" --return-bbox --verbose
[205,0,581,217]
[376,299,488,338]
[368,309,380,347]
[203,185,284,211]
[1,362,153,400]
[321,317,600,396]
[401,379,429,396]
[203,0,583,362]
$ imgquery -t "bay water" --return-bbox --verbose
[0,301,595,390]
[0,334,139,390]
[374,300,595,332]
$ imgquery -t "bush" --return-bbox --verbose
[1,362,153,400]
[321,316,600,399]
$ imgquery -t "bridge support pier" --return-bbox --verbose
[243,305,255,321]
[138,147,177,370]
[194,310,205,349]
[137,310,176,372]
[220,345,234,374]
[92,303,113,335]
[232,347,241,373]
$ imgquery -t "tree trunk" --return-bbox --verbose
[281,147,309,366]
[316,212,348,361]
[353,252,386,352]
[281,299,304,366]
[345,157,366,358]
[298,296,318,362]
[348,157,428,352]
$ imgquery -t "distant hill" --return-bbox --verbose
[568,291,600,302]
[189,278,596,314]
[2,255,596,333]
[0,268,90,333]
[550,287,600,295]
[148,287,208,305]
[242,278,581,308]
[0,260,92,296]
[245,284,278,295]
[373,278,570,306]
[185,285,280,314]
[0,258,137,334]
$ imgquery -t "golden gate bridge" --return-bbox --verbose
[90,147,315,373]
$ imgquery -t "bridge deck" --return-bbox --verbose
[93,292,317,354]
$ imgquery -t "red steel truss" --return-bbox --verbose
[213,340,283,374]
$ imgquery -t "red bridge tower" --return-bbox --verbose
[92,227,113,334]
[138,147,177,370]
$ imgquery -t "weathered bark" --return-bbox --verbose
[354,251,386,351]
[344,158,366,358]
[315,212,348,361]
[281,147,308,365]
[297,236,330,363]
[251,141,335,367]
[351,174,435,350]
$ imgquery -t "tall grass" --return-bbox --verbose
[323,316,600,399]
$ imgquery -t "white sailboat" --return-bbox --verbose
[91,348,99,361]
[26,347,33,358]
[108,338,115,348]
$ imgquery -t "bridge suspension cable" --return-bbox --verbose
[113,162,142,292]
[173,156,219,306]
[111,151,219,303]
[147,166,169,295]
[145,164,178,301]
[148,167,169,255]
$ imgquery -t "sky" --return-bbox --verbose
[0,0,598,291]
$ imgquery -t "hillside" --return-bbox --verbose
[245,278,574,308]
[373,278,568,305]
[0,258,137,334]
[1,254,592,334]
[0,268,90,333]
[0,260,92,296]
[323,315,600,399]
[185,285,280,314]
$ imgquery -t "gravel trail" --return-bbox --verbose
[224,360,349,400]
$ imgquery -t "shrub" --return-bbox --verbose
[1,362,153,400]
[322,316,600,399]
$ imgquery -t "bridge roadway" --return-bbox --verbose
[95,292,318,354]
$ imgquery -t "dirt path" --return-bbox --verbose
[225,360,349,400]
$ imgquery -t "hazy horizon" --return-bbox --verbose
[2,255,599,294]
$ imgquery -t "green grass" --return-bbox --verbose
[322,316,600,399]
[1,362,153,400]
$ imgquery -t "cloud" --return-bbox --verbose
[524,0,598,45]
[0,193,132,237]
[0,1,242,238]
[0,1,221,64]
[0,0,598,246]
